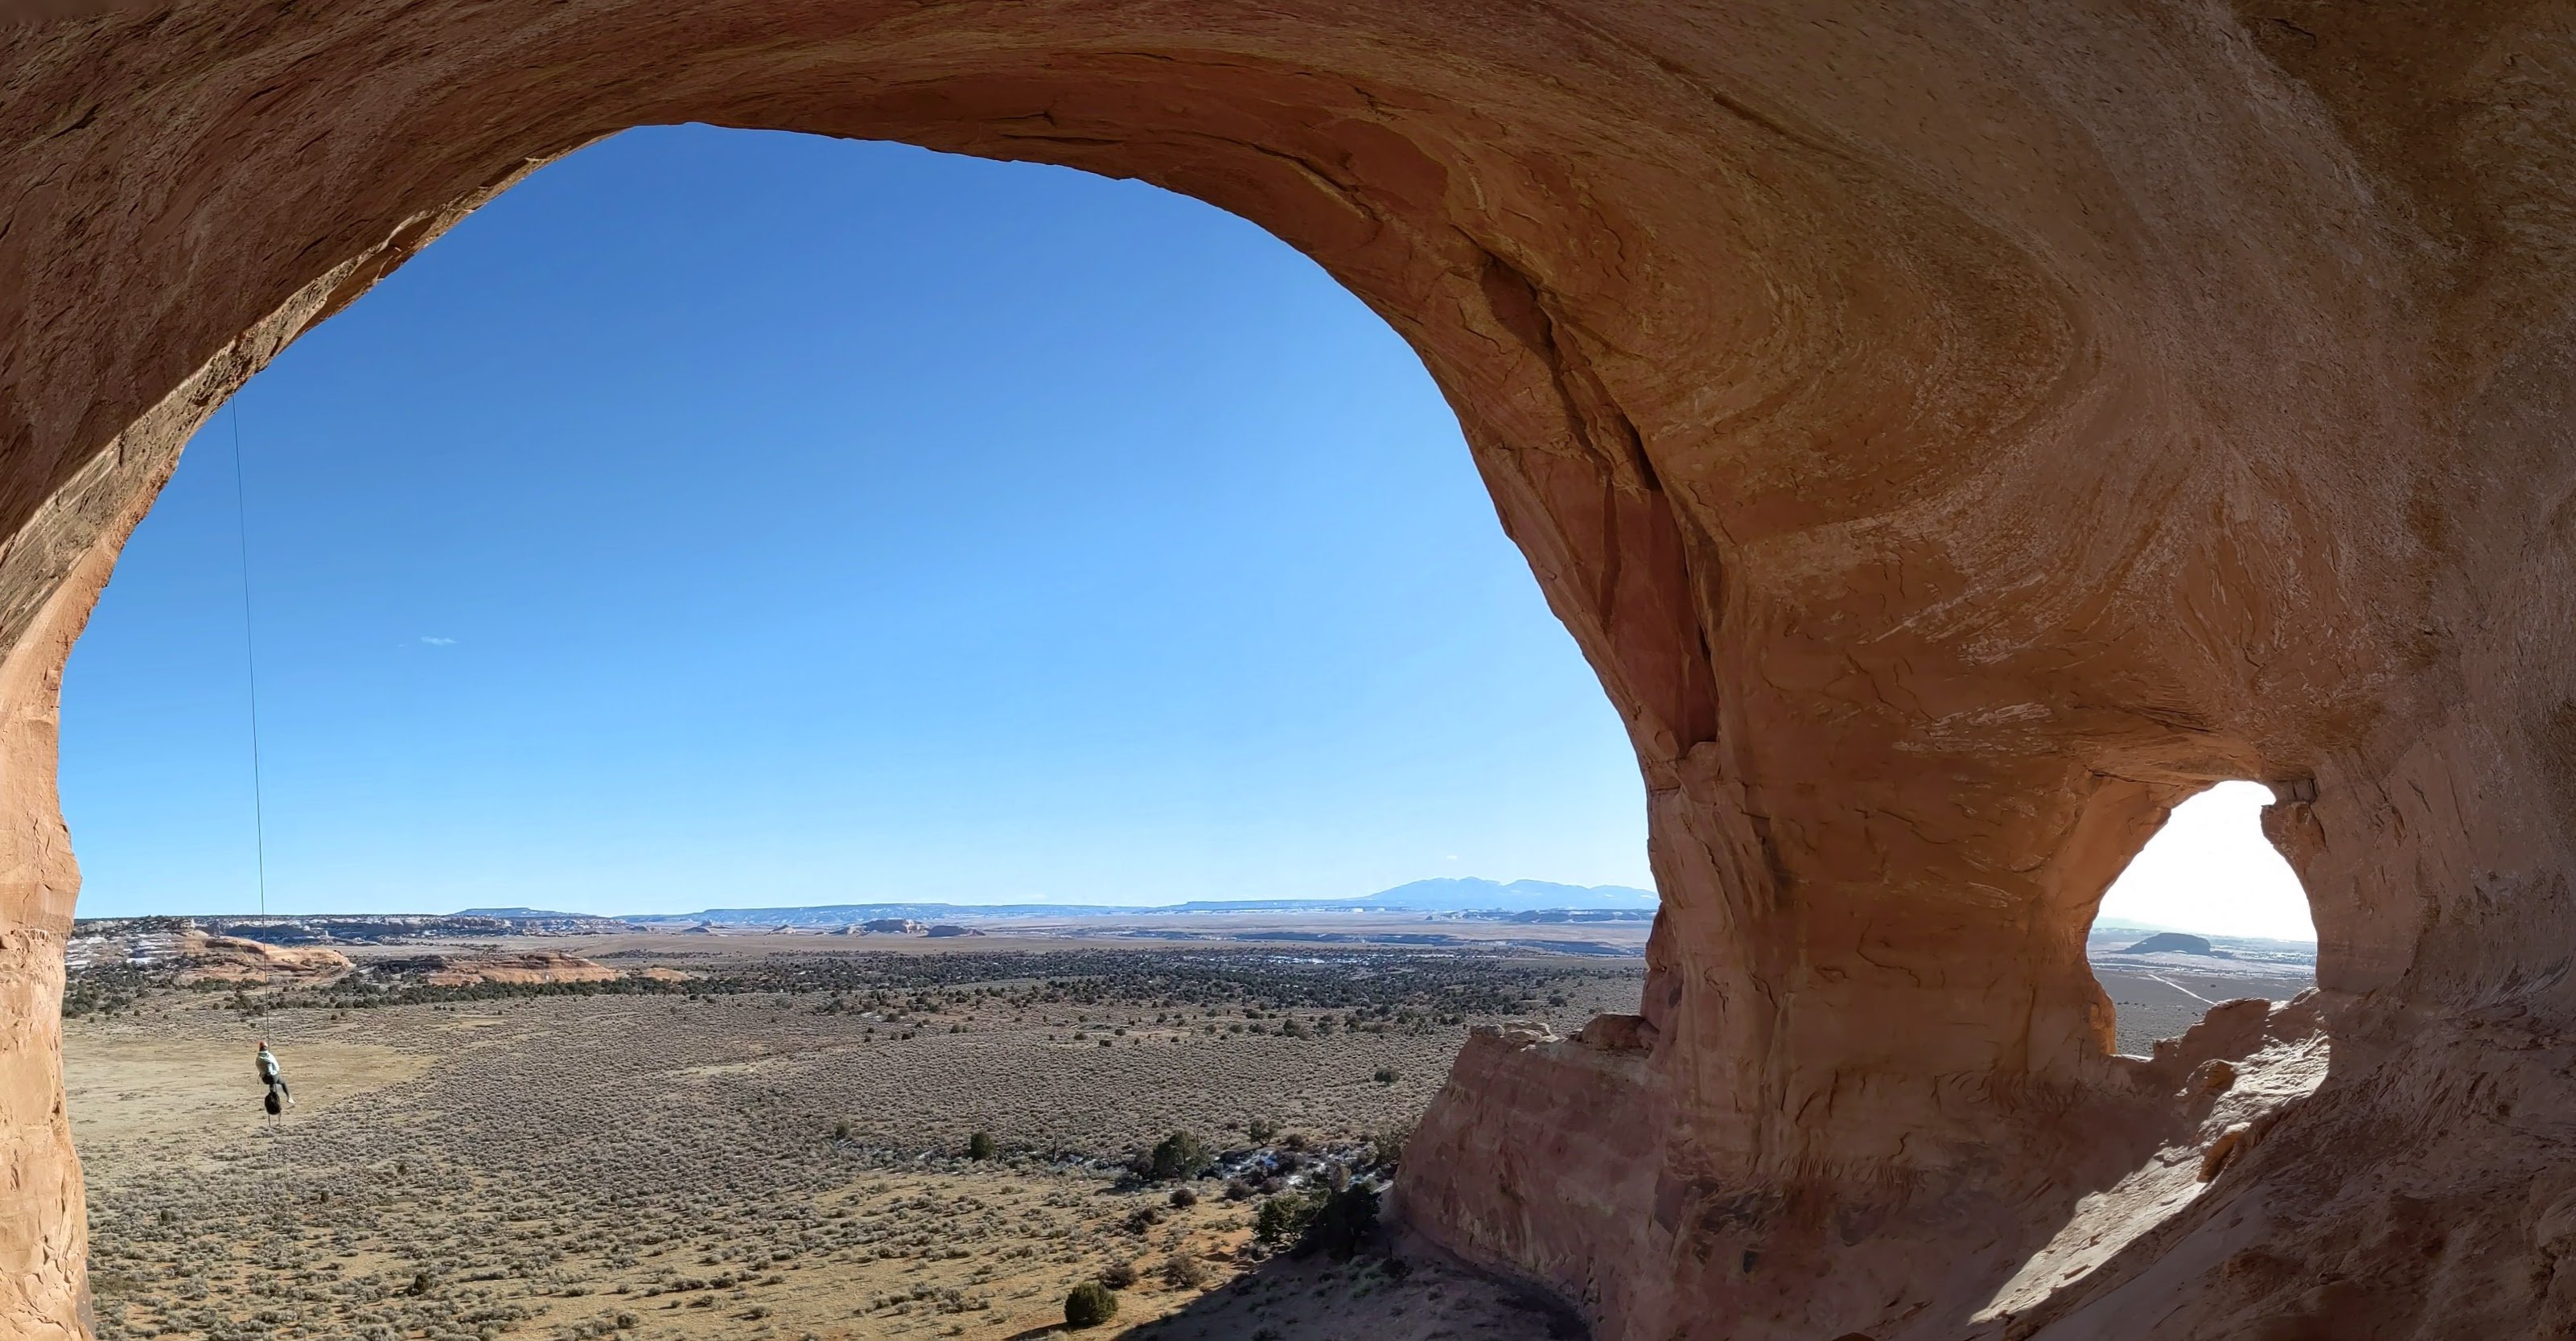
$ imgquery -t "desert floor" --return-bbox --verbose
[68,944,1620,1341]
[66,933,2312,1340]
[2092,965,2315,1055]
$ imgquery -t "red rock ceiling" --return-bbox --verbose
[6,3,2576,1337]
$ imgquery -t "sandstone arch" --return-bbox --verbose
[8,3,2576,1338]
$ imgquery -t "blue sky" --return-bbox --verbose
[60,125,1653,918]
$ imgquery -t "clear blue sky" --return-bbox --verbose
[59,125,1652,919]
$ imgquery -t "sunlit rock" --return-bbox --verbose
[6,3,2576,1338]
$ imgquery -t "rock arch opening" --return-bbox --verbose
[58,123,1646,919]
[2087,781,2319,1058]
[56,121,1660,1341]
[14,6,2576,1341]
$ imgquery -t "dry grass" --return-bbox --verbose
[69,945,1636,1341]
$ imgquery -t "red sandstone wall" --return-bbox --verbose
[6,3,2576,1337]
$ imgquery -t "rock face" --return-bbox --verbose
[165,933,352,987]
[5,3,2576,1339]
[414,951,619,986]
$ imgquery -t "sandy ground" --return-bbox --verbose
[2095,967,2308,1055]
[68,946,1635,1341]
[67,1035,426,1146]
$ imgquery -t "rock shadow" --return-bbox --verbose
[1106,1241,1586,1341]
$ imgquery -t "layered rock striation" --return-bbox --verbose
[6,2,2576,1338]
[412,951,619,987]
[164,933,353,987]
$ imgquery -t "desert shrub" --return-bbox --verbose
[1251,1184,1381,1258]
[1373,1067,1401,1084]
[1224,1179,1255,1202]
[1100,1260,1139,1290]
[60,965,150,1018]
[966,1132,996,1161]
[1064,1281,1119,1329]
[1146,1131,1212,1182]
[1161,1251,1210,1290]
[1168,1186,1199,1209]
[1246,1117,1279,1143]
[1299,1184,1381,1261]
[1368,1121,1415,1171]
[1253,1193,1317,1247]
[1124,1206,1164,1233]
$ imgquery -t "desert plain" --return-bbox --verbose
[66,924,1632,1341]
[63,918,2311,1341]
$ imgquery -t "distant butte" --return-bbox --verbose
[2117,932,2217,956]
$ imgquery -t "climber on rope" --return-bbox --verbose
[255,1039,294,1126]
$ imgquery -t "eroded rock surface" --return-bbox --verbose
[411,950,619,987]
[164,933,352,988]
[6,2,2576,1339]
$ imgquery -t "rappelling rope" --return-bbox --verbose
[227,401,270,917]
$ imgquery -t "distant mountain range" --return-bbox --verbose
[470,878,1661,928]
[1385,878,1659,911]
[1172,878,1659,915]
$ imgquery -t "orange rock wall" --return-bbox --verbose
[418,952,619,986]
[6,2,2576,1337]
[167,934,354,986]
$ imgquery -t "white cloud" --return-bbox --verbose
[419,636,456,646]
